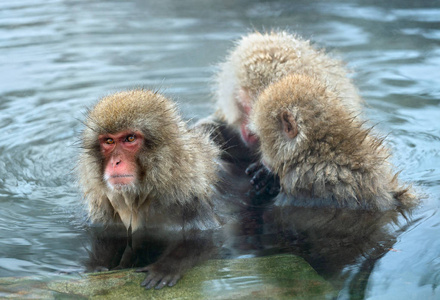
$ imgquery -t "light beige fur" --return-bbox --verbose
[214,31,362,129]
[251,74,416,210]
[78,89,223,231]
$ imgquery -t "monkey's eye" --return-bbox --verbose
[105,138,115,144]
[126,135,136,142]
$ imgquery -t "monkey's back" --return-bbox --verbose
[215,31,362,126]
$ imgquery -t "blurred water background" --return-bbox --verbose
[0,0,439,299]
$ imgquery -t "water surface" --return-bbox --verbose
[0,0,439,299]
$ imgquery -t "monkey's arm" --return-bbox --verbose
[196,116,277,197]
[194,114,256,164]
[193,113,227,149]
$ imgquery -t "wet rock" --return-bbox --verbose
[0,254,336,299]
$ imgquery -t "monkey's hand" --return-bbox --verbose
[135,239,204,290]
[136,263,181,290]
[246,162,280,197]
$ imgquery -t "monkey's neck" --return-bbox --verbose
[106,192,151,232]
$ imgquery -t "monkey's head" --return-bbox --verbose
[250,74,358,176]
[82,90,183,193]
[217,31,307,149]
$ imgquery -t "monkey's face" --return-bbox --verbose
[83,89,183,191]
[99,130,143,191]
[237,88,260,148]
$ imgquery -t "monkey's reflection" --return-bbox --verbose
[233,202,416,299]
[84,225,219,289]
[84,185,415,296]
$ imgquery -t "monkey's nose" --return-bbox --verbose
[110,157,122,167]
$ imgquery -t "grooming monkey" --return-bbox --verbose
[197,31,362,193]
[78,89,239,289]
[250,74,417,210]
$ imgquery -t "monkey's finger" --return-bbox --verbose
[141,275,153,286]
[168,274,181,287]
[140,272,156,287]
[142,273,159,289]
[140,275,151,287]
[245,162,260,176]
[155,275,172,290]
[136,266,151,273]
[251,168,270,187]
[145,275,162,290]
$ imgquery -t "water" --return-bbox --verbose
[0,0,439,298]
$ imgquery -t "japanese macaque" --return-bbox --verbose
[250,74,417,210]
[78,89,235,289]
[197,31,362,193]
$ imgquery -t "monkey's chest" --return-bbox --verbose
[107,193,151,232]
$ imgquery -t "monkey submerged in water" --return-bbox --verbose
[198,30,363,194]
[250,74,417,210]
[78,89,233,289]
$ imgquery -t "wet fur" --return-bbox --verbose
[251,74,417,210]
[78,89,224,232]
[214,30,362,128]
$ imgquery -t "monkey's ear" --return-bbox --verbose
[280,111,298,139]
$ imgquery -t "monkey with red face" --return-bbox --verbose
[78,89,238,289]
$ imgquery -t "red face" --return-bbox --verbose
[99,130,143,189]
[240,117,259,147]
[238,89,259,147]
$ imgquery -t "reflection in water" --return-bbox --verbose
[85,225,218,289]
[262,205,417,299]
[55,191,419,298]
[179,192,418,298]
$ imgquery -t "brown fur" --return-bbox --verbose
[78,89,223,232]
[196,30,363,168]
[214,30,362,129]
[250,74,417,210]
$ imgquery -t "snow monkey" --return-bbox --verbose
[249,74,417,210]
[197,31,363,194]
[78,89,238,289]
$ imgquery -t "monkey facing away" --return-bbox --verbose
[197,31,363,194]
[78,89,236,289]
[250,74,417,210]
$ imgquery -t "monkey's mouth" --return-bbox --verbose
[106,174,135,187]
[240,122,260,147]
